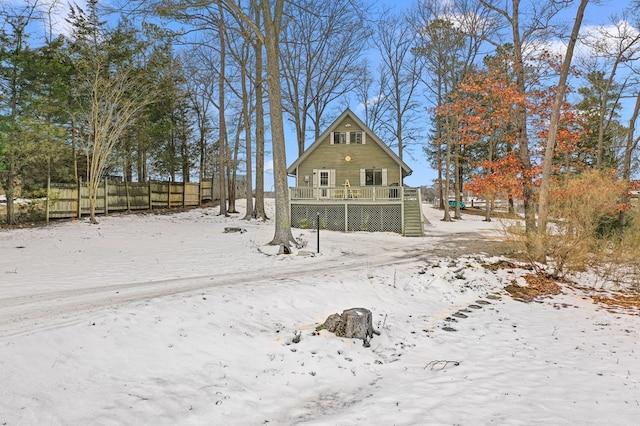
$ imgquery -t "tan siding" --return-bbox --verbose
[296,120,402,187]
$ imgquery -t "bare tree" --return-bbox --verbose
[252,2,268,221]
[182,48,216,203]
[84,62,150,223]
[536,0,589,255]
[226,19,255,220]
[580,14,640,168]
[280,0,372,156]
[374,11,420,162]
[216,1,229,216]
[352,59,388,135]
[413,0,494,220]
[479,0,577,235]
[222,0,295,246]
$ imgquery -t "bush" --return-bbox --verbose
[512,170,639,286]
[591,209,640,290]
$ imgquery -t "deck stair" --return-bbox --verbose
[402,188,424,237]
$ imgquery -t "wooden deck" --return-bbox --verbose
[289,186,402,202]
[289,186,423,236]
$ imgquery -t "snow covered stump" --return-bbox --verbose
[317,308,379,347]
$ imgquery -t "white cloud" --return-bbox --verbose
[581,20,640,59]
[358,94,387,111]
[520,20,640,65]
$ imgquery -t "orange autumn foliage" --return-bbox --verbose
[437,51,590,204]
[437,68,525,149]
[465,152,527,199]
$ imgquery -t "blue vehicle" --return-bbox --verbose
[448,200,466,209]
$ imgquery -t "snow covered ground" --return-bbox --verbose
[0,200,638,425]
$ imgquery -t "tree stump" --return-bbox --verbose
[224,227,246,233]
[317,308,378,347]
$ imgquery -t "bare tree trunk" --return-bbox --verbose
[442,117,453,222]
[261,0,296,246]
[596,61,620,168]
[242,80,254,220]
[620,91,640,227]
[6,159,16,225]
[485,137,494,222]
[217,2,228,217]
[253,5,267,221]
[261,0,295,247]
[228,125,240,213]
[181,125,190,183]
[72,116,79,184]
[537,0,589,254]
[453,144,461,219]
[480,0,536,233]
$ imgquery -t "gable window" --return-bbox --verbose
[365,169,382,186]
[333,132,346,144]
[349,131,363,144]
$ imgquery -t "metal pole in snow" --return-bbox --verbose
[317,212,320,254]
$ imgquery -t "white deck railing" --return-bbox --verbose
[289,186,402,201]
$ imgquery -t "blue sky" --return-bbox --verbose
[284,0,639,190]
[22,0,639,189]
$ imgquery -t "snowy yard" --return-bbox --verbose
[0,200,638,425]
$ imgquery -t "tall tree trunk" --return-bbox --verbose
[442,116,453,222]
[620,91,640,226]
[485,135,494,222]
[453,144,461,219]
[261,0,296,246]
[510,1,536,235]
[596,61,620,168]
[217,2,228,216]
[536,0,589,257]
[228,126,240,213]
[181,126,190,183]
[253,5,267,221]
[242,77,254,220]
[6,158,16,225]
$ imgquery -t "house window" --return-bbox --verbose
[349,131,363,144]
[365,169,383,186]
[333,132,346,144]
[319,171,329,186]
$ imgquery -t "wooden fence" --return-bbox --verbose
[46,179,246,220]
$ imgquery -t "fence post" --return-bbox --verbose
[125,177,131,211]
[148,181,153,210]
[183,180,186,208]
[46,174,51,224]
[167,181,171,208]
[77,177,82,219]
[104,180,109,215]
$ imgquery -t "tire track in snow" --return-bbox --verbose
[0,245,436,338]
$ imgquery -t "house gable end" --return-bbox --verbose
[287,109,412,181]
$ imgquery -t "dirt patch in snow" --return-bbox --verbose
[505,273,562,302]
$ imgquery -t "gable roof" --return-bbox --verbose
[287,108,413,177]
